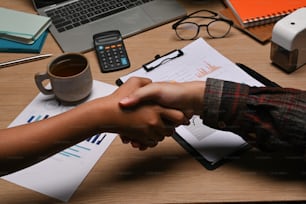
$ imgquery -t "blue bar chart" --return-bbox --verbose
[27,114,49,123]
[57,134,106,159]
[26,114,108,159]
[86,133,106,145]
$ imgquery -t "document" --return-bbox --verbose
[2,81,117,201]
[118,38,264,169]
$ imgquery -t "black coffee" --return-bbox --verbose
[51,58,87,77]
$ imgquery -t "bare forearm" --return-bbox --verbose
[0,99,107,175]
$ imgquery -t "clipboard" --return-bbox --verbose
[115,49,184,86]
[116,38,279,170]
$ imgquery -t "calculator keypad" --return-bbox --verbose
[97,43,129,72]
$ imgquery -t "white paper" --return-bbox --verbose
[119,38,264,85]
[2,80,117,202]
[119,38,264,165]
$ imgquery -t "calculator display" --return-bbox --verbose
[97,36,119,43]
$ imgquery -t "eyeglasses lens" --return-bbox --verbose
[207,20,231,38]
[175,23,199,40]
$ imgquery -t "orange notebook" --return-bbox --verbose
[219,8,274,44]
[224,0,306,28]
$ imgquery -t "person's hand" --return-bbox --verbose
[119,80,206,117]
[90,77,189,150]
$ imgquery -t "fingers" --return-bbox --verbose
[160,108,190,127]
[117,79,192,151]
[120,134,161,151]
[119,126,174,151]
[118,104,190,151]
[120,135,131,144]
[122,77,152,91]
[114,77,153,99]
[118,110,173,151]
[123,137,162,151]
[119,83,161,107]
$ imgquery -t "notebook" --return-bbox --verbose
[32,0,186,53]
[219,8,274,44]
[0,7,51,44]
[224,0,306,28]
[0,31,48,53]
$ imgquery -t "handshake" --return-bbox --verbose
[0,76,205,175]
[96,77,206,150]
[4,76,301,175]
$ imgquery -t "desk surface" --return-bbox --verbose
[1,0,306,203]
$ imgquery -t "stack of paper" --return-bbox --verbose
[0,7,51,53]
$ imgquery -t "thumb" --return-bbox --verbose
[119,84,160,107]
[119,95,139,107]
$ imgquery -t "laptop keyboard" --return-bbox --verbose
[45,0,154,33]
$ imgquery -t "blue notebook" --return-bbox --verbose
[0,31,48,53]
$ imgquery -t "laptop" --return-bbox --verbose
[32,0,186,53]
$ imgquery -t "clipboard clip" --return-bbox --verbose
[143,49,184,72]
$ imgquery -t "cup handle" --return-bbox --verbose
[34,72,53,95]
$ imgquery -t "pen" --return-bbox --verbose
[0,53,53,68]
[236,63,281,87]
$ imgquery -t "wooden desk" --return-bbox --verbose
[1,0,306,203]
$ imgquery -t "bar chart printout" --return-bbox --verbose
[2,81,117,202]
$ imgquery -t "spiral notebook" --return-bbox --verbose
[224,0,306,28]
[219,8,274,44]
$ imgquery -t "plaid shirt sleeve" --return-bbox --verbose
[200,78,306,154]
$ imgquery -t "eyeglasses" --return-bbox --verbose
[172,9,233,40]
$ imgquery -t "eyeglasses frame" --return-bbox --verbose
[172,9,234,40]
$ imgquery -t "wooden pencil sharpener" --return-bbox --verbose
[270,8,306,73]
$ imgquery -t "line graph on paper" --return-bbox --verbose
[195,61,221,79]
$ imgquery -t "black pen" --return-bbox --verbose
[236,63,281,87]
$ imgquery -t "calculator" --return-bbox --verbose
[93,30,130,73]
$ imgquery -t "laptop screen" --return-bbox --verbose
[32,0,67,9]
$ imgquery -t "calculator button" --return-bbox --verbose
[121,57,128,65]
